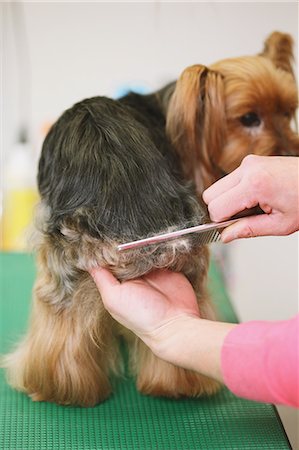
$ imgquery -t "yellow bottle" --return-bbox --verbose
[2,138,39,251]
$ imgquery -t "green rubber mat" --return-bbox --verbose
[0,253,290,450]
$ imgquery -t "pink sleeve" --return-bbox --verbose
[221,314,299,407]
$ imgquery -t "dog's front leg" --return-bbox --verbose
[132,288,221,398]
[2,243,120,407]
[132,337,220,399]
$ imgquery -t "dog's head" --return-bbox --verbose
[166,31,299,193]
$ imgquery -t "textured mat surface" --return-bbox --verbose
[0,253,290,450]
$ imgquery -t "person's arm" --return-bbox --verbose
[139,315,235,382]
[90,268,299,407]
[203,155,299,242]
[221,315,299,407]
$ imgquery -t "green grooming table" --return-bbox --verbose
[0,253,290,450]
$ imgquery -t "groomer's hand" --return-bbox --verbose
[90,268,200,341]
[203,155,299,242]
[90,268,232,380]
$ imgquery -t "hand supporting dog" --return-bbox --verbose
[90,268,235,383]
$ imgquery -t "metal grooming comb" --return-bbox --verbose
[117,206,264,252]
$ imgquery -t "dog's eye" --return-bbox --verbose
[240,112,261,127]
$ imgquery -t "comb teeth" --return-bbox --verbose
[196,228,222,245]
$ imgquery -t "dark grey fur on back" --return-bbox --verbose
[38,91,206,245]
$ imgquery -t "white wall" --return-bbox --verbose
[2,1,298,446]
[3,2,298,158]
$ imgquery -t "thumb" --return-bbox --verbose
[221,214,277,242]
[90,267,120,300]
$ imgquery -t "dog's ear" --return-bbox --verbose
[166,64,226,193]
[260,31,295,77]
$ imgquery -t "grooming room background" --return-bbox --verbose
[2,2,298,447]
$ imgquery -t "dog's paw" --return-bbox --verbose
[29,386,112,407]
[137,363,221,399]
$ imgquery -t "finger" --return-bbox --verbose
[202,166,241,205]
[220,214,276,243]
[207,182,259,222]
[90,267,120,299]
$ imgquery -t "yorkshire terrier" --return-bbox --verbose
[2,31,298,406]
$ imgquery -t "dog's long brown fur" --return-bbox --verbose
[2,31,299,407]
[167,32,298,193]
[4,203,217,406]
